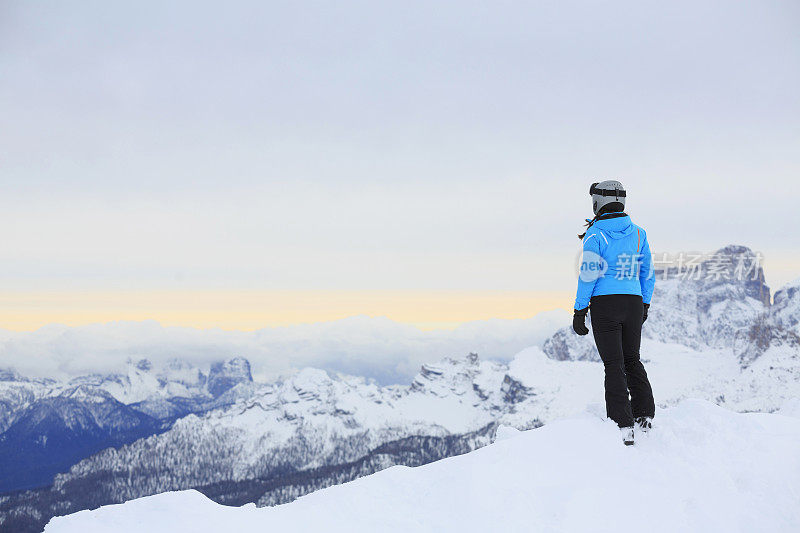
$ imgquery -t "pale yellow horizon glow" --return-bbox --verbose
[0,290,573,332]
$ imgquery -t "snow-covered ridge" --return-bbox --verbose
[0,354,254,433]
[44,400,800,533]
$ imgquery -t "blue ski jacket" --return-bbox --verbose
[574,213,654,310]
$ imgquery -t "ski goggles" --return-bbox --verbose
[589,183,626,197]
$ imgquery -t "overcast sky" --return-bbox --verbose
[1,0,798,329]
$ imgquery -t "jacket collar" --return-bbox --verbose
[596,211,628,221]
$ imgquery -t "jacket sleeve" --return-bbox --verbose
[574,233,600,310]
[639,230,655,304]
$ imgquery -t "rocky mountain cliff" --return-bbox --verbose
[544,245,788,362]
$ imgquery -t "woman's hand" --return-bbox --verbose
[572,307,589,335]
[643,303,650,323]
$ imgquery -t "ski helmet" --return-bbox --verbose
[589,180,626,215]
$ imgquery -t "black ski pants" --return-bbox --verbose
[590,294,655,428]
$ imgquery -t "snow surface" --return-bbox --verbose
[45,400,800,533]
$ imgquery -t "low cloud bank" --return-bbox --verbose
[0,311,567,384]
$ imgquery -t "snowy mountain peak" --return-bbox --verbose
[59,384,117,404]
[771,277,800,332]
[410,353,484,394]
[542,327,599,362]
[134,359,152,372]
[733,276,800,366]
[0,368,31,382]
[208,357,253,397]
[699,244,770,307]
[287,367,334,400]
[654,245,769,295]
[629,244,771,350]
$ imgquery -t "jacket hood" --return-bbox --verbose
[592,214,635,239]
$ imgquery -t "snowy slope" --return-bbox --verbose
[487,335,798,427]
[45,400,800,533]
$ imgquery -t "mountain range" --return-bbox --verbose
[43,400,800,533]
[1,244,798,532]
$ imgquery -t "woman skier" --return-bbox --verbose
[572,180,655,445]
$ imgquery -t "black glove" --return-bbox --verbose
[572,307,589,336]
[643,303,650,323]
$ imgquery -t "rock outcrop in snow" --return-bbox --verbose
[542,327,600,362]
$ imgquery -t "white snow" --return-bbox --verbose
[45,399,800,533]
[779,397,800,418]
[493,425,522,441]
[511,335,800,422]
